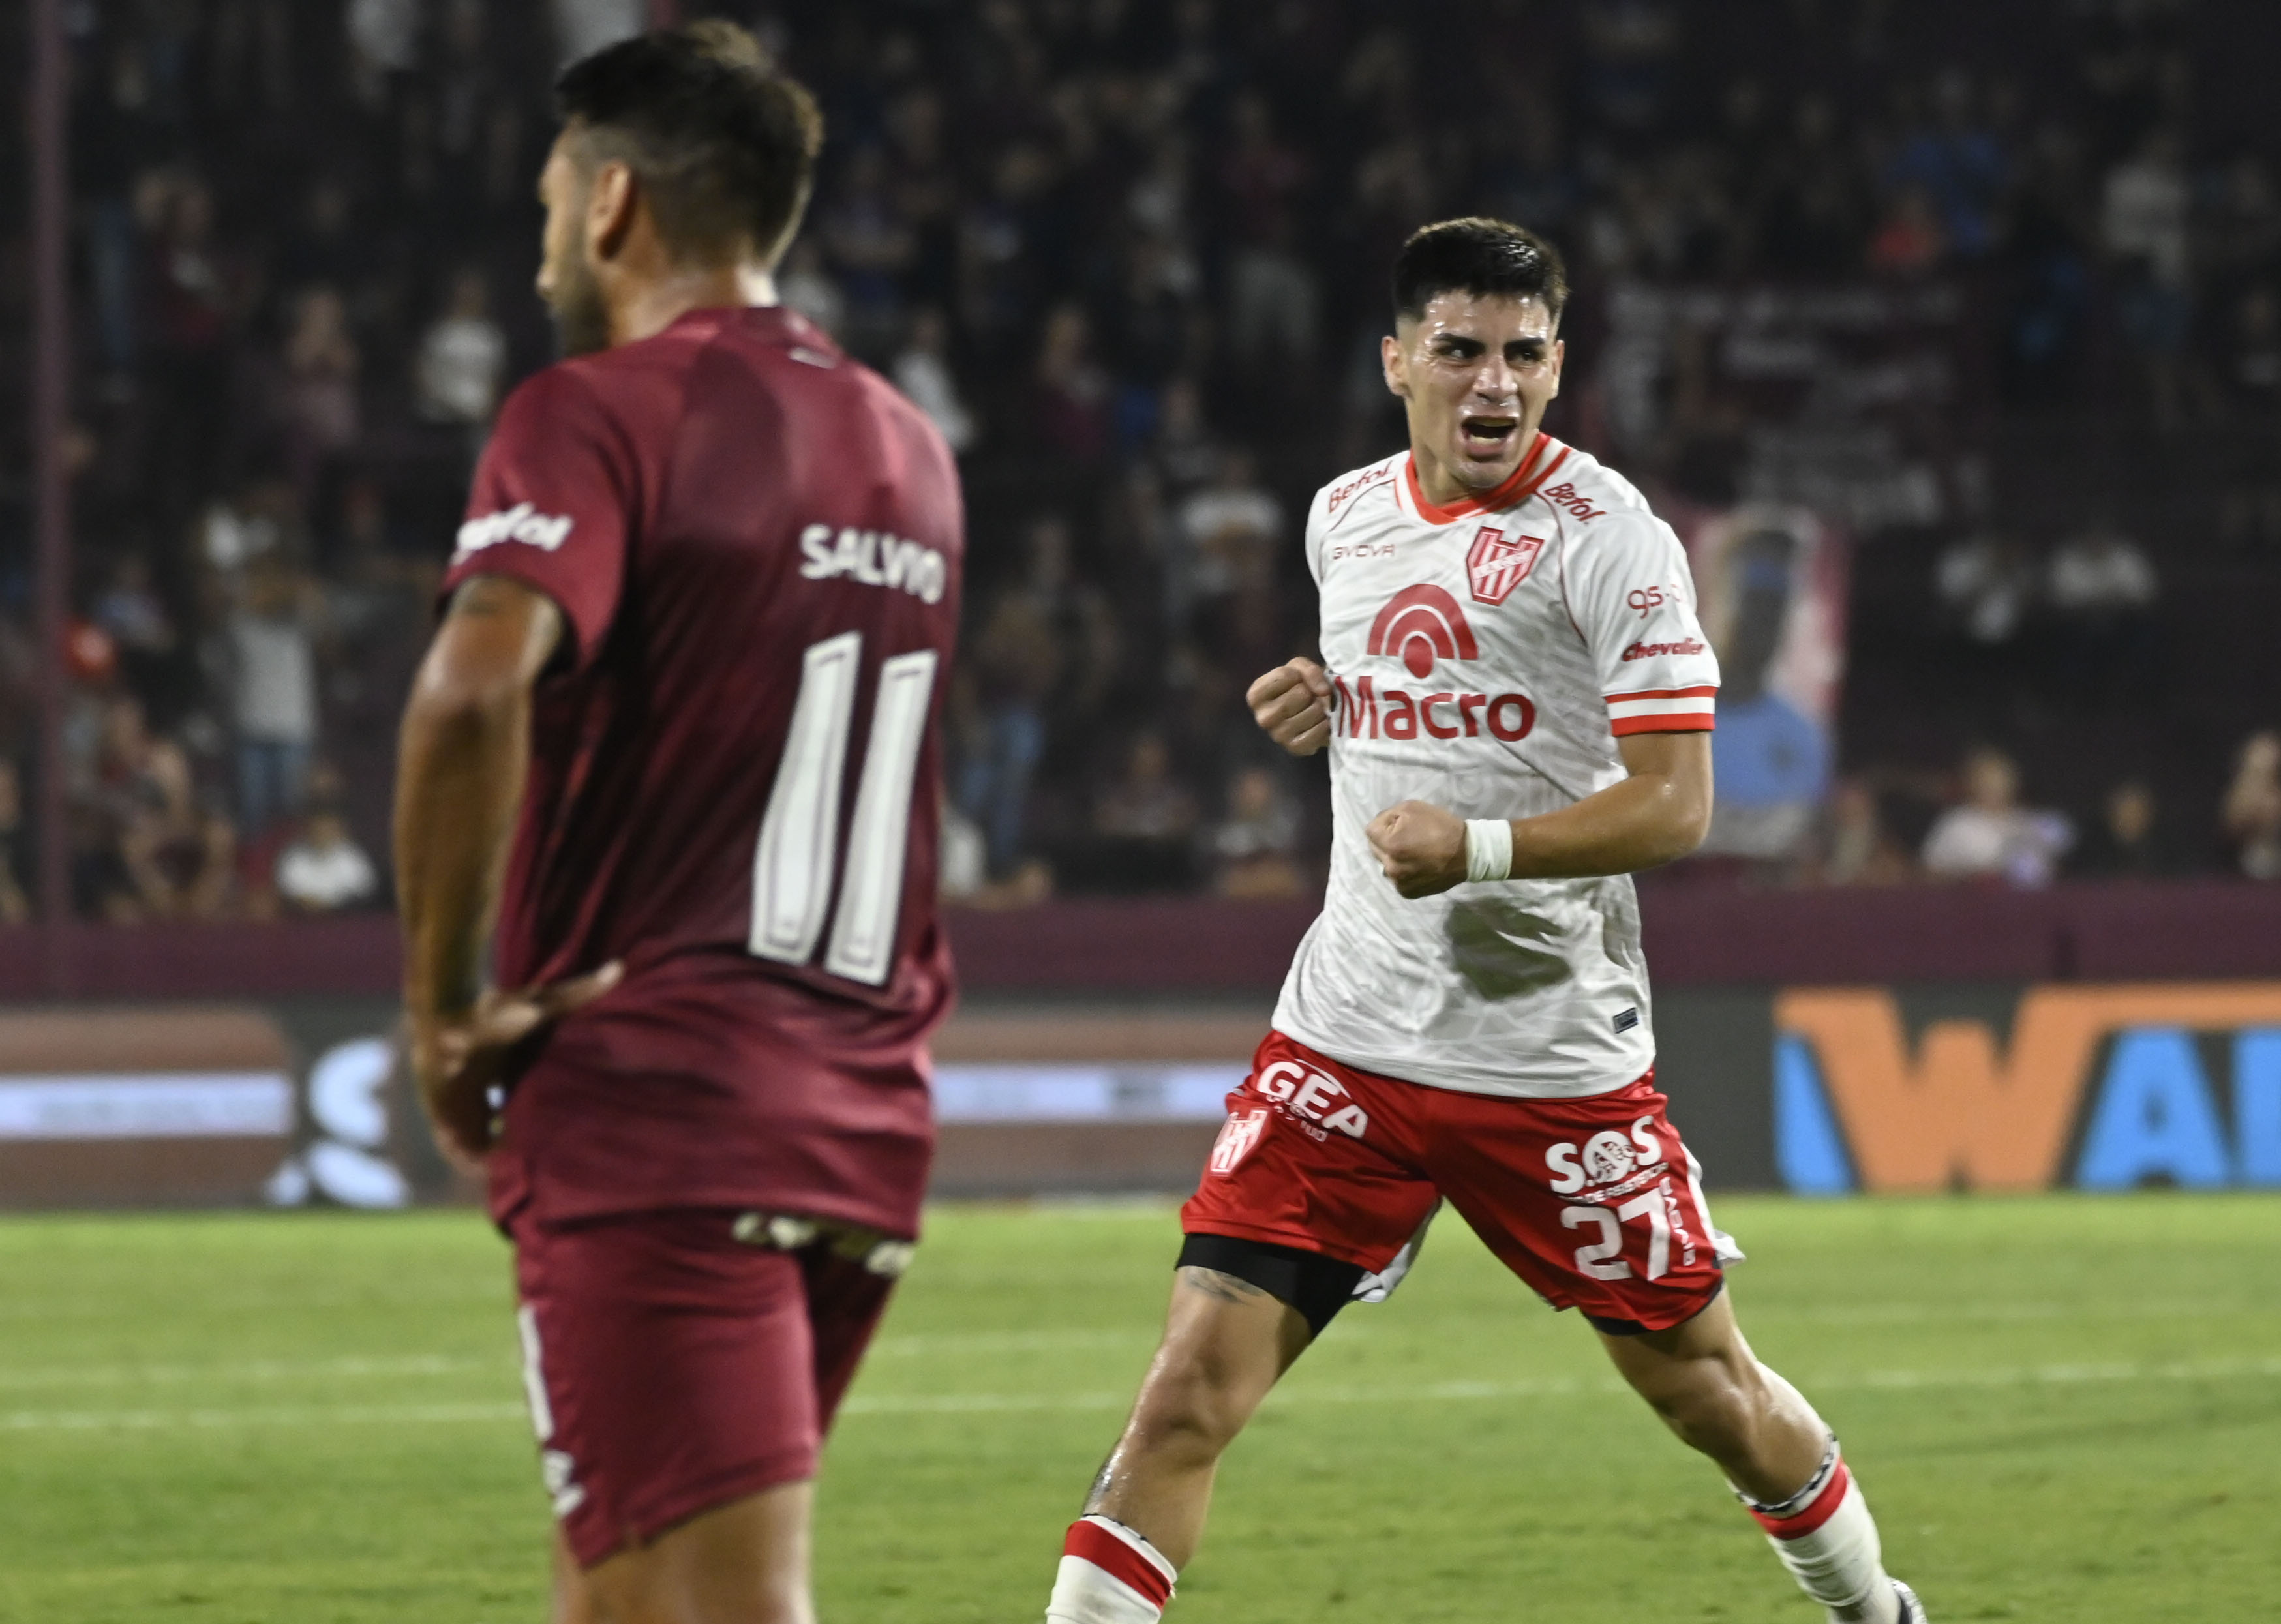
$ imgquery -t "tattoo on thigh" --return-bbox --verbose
[1177,1265,1270,1304]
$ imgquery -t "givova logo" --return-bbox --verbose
[1774,984,2281,1193]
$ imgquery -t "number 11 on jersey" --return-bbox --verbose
[748,632,939,986]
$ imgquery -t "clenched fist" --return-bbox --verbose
[1247,657,1334,756]
[1367,800,1469,898]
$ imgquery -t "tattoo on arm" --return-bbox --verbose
[1176,1265,1271,1304]
[446,575,522,619]
[1085,1449,1121,1508]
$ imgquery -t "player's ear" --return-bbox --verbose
[1546,336,1565,398]
[587,160,640,262]
[1381,332,1409,400]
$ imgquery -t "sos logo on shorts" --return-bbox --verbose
[1545,1117,1667,1195]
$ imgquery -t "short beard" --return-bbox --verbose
[546,252,612,358]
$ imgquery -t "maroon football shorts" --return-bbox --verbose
[507,1206,901,1567]
[1181,1031,1730,1332]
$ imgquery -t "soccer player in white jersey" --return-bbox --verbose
[1036,219,1927,1624]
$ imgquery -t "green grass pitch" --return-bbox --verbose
[2,1194,2276,1623]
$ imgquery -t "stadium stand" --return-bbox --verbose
[3,0,2279,916]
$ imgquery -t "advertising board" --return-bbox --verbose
[1766,984,2281,1194]
[0,999,425,1210]
[0,985,2274,1207]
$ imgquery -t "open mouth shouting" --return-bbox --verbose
[1459,414,1520,459]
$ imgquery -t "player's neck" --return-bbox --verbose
[1409,442,1527,509]
[609,263,780,347]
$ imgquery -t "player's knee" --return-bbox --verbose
[1128,1361,1253,1460]
[1131,1387,1244,1462]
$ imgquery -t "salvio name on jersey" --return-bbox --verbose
[798,522,948,604]
[1330,672,1537,742]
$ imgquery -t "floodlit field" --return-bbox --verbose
[1,1196,2276,1623]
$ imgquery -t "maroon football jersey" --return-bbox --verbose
[440,305,962,1234]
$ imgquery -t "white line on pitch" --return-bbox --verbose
[7,1355,2276,1432]
[1,1298,2261,1392]
[843,1354,2281,1415]
[0,1333,1165,1391]
[868,1329,1158,1357]
[0,1353,494,1391]
[2,1401,528,1431]
[0,1283,513,1324]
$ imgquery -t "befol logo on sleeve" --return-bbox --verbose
[455,502,575,559]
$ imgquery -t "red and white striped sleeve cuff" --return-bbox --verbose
[1605,685,1717,735]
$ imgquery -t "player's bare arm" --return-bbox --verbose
[394,574,618,1161]
[1368,731,1714,899]
[1247,658,1333,755]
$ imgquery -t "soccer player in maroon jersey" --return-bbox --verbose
[393,25,961,1624]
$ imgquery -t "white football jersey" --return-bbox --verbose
[1272,434,1720,1098]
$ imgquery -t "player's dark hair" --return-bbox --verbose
[555,20,823,267]
[1391,217,1569,325]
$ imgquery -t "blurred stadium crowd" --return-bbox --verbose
[1,0,2278,918]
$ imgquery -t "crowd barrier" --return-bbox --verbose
[0,883,2273,1208]
[1,880,2274,1000]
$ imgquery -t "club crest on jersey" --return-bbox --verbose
[1208,1107,1271,1175]
[1367,584,1478,680]
[1466,526,1545,606]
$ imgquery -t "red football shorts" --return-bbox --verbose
[507,1207,899,1567]
[1181,1031,1730,1332]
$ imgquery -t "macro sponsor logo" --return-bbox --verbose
[1368,584,1478,679]
[1540,481,1606,522]
[798,523,948,605]
[1622,638,1706,662]
[1466,525,1546,605]
[454,502,573,559]
[1774,984,2281,1194]
[1339,584,1533,743]
[1251,1059,1370,1141]
[1326,462,1397,515]
[1331,674,1535,744]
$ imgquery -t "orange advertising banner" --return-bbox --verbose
[1774,983,2281,1193]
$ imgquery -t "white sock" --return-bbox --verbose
[1044,1515,1178,1624]
[1741,1447,1899,1624]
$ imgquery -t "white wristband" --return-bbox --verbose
[1464,819,1513,883]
